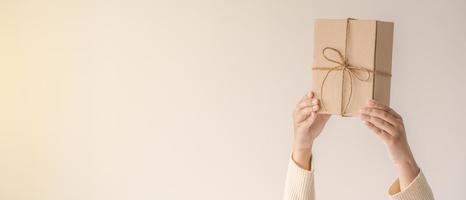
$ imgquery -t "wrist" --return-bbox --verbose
[387,140,416,167]
[293,136,314,151]
[292,148,312,170]
[293,146,312,157]
[394,157,420,189]
[395,158,419,173]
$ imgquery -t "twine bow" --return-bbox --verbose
[313,47,373,114]
[312,18,391,115]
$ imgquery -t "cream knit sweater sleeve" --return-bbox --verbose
[283,157,434,200]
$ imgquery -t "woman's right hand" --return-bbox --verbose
[292,91,330,170]
[359,100,420,189]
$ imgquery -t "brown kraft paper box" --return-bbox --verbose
[311,18,394,117]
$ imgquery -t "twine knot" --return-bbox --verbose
[314,47,373,114]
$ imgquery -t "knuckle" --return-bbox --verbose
[396,119,404,126]
[366,115,373,121]
[382,111,389,118]
[373,109,381,114]
[392,134,402,143]
[382,120,388,126]
[377,110,386,117]
[378,129,385,135]
[387,138,397,146]
[398,125,405,132]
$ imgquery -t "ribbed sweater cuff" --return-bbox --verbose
[388,170,434,200]
[283,156,315,200]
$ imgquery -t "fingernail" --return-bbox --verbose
[307,91,313,98]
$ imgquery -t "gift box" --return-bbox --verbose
[311,18,394,116]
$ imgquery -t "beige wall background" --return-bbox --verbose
[1,0,465,199]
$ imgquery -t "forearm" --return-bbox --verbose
[285,91,328,200]
[386,143,434,200]
[388,142,420,190]
[388,167,434,200]
[395,159,420,189]
[284,154,316,200]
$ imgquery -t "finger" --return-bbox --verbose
[301,111,318,128]
[363,121,390,141]
[296,104,320,123]
[367,100,401,119]
[359,107,398,125]
[359,113,396,134]
[293,96,313,120]
[296,93,312,109]
[296,107,312,123]
[298,91,314,102]
[296,98,319,111]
